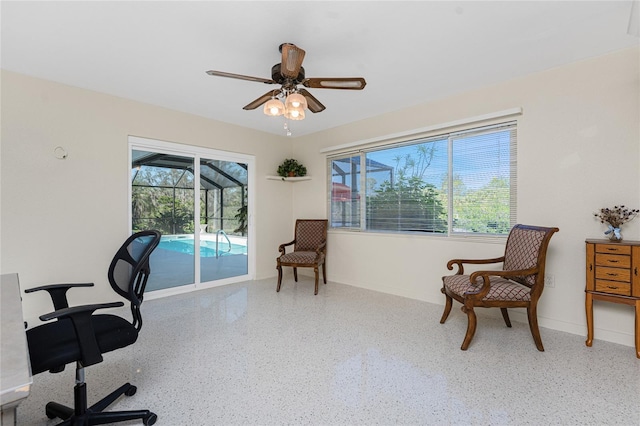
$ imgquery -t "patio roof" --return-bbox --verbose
[132,152,247,191]
[331,156,393,177]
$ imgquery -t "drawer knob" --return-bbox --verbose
[606,273,618,276]
[608,260,619,263]
[607,286,619,290]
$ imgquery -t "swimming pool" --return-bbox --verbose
[158,236,247,257]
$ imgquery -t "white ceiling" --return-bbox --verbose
[1,1,638,137]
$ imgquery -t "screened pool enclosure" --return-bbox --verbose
[131,148,250,292]
[132,151,248,236]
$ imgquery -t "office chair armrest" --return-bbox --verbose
[446,257,505,275]
[39,301,124,367]
[25,283,94,310]
[278,240,296,254]
[39,301,124,322]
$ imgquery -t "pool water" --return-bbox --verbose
[158,237,247,257]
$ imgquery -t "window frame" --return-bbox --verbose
[327,121,517,238]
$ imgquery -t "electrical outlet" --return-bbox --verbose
[545,274,555,288]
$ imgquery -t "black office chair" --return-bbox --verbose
[24,230,161,426]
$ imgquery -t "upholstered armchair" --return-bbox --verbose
[440,224,559,351]
[276,219,328,295]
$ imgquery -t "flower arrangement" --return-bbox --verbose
[277,158,307,178]
[594,205,639,241]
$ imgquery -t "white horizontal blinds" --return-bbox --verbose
[365,137,449,233]
[450,123,516,235]
[327,121,517,236]
[330,155,361,229]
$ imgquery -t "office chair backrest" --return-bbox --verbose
[108,230,161,329]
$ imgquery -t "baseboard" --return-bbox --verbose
[329,274,635,349]
[242,271,637,349]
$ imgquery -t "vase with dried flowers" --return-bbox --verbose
[593,205,639,242]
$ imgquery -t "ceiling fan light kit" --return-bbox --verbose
[285,106,305,121]
[262,90,307,120]
[285,92,307,110]
[206,43,366,134]
[264,97,285,117]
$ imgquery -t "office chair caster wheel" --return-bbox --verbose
[124,385,137,396]
[144,412,158,425]
[45,402,71,420]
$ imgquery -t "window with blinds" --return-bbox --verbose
[328,121,517,236]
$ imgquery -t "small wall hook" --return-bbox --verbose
[54,146,68,159]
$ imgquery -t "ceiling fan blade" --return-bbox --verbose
[243,90,279,110]
[299,89,326,113]
[206,70,275,84]
[302,77,366,90]
[280,43,306,78]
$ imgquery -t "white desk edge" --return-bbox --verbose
[1,273,32,423]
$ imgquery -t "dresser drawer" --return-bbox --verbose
[595,253,631,268]
[595,244,632,255]
[595,280,631,296]
[595,266,631,282]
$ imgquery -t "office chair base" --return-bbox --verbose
[45,382,157,425]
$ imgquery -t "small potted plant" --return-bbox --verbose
[594,205,639,242]
[277,158,307,178]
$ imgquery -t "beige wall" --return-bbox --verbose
[1,71,293,321]
[2,46,639,348]
[292,47,640,348]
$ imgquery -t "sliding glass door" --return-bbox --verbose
[129,137,253,295]
[131,150,196,290]
[199,157,248,282]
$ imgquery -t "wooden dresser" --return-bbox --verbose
[585,239,640,358]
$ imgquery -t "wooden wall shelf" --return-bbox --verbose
[266,176,311,182]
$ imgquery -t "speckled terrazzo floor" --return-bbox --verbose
[17,278,640,425]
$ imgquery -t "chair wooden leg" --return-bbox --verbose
[527,304,544,351]
[322,262,327,284]
[461,305,477,351]
[293,267,298,282]
[276,264,283,292]
[500,308,512,328]
[440,291,453,324]
[314,266,319,295]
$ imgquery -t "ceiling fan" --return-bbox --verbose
[206,43,366,120]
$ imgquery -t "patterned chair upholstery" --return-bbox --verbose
[440,224,559,351]
[276,219,328,295]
